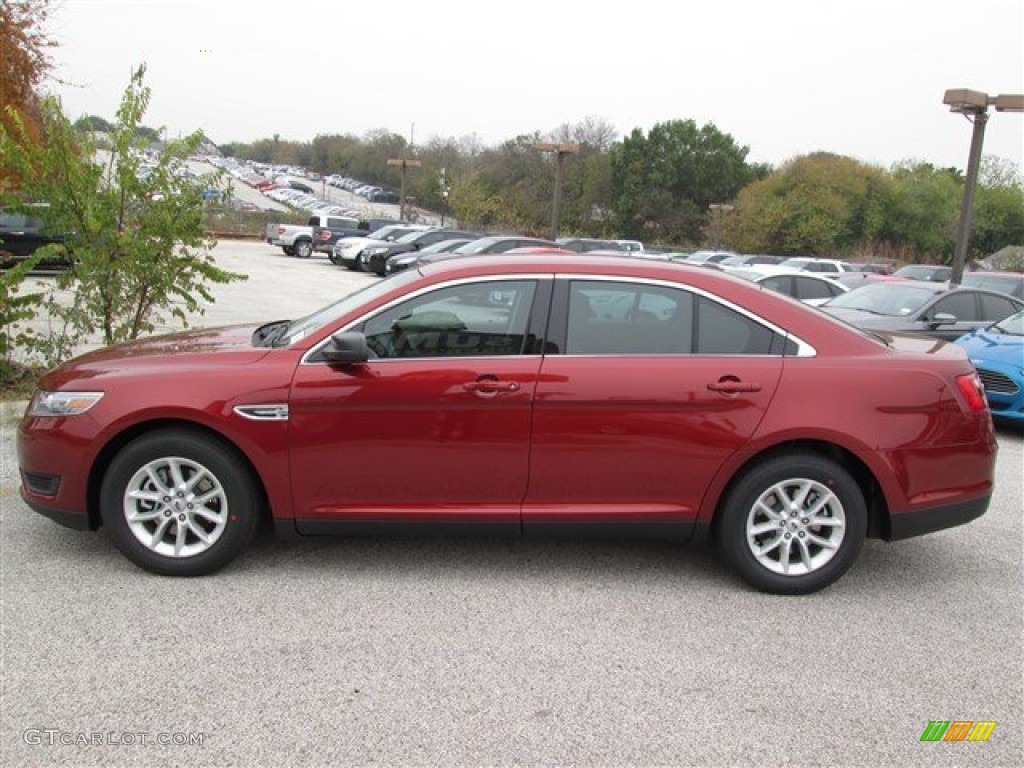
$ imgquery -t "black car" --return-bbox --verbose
[385,238,475,275]
[0,205,69,271]
[362,229,482,276]
[423,235,560,264]
[821,281,1024,341]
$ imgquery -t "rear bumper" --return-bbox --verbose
[887,494,990,541]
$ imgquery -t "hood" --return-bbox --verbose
[955,328,1024,367]
[44,325,272,391]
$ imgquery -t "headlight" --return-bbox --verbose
[29,391,104,416]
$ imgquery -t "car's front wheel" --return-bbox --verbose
[717,452,867,595]
[100,429,261,576]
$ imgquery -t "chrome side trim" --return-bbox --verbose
[234,404,289,421]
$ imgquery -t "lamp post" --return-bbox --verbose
[535,142,580,240]
[943,89,1024,285]
[708,203,735,249]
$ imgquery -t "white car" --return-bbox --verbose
[330,224,431,270]
[731,268,849,306]
[778,257,858,274]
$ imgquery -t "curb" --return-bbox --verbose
[1,400,28,422]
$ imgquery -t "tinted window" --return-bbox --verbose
[929,293,977,321]
[361,280,537,359]
[696,297,777,354]
[795,276,835,301]
[979,293,1020,322]
[759,276,792,296]
[565,281,778,356]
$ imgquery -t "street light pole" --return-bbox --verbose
[943,89,1024,285]
[708,203,735,249]
[535,142,580,240]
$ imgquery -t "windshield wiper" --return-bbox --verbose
[252,320,290,347]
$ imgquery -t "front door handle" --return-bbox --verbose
[463,379,520,394]
[707,379,762,394]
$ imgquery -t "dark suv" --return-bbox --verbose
[0,205,68,270]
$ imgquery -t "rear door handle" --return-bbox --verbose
[707,380,762,394]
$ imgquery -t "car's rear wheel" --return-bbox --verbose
[282,246,295,256]
[717,453,866,595]
[100,429,260,576]
[294,239,312,259]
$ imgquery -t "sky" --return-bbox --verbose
[45,0,1024,172]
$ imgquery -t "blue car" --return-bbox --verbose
[955,310,1024,424]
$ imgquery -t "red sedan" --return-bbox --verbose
[17,254,997,594]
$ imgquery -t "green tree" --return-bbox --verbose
[0,64,244,359]
[72,114,114,133]
[726,153,890,256]
[972,157,1024,259]
[610,119,759,245]
[878,162,961,262]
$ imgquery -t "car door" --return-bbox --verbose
[288,278,550,532]
[919,292,983,340]
[523,277,786,534]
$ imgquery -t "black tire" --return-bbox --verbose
[100,429,261,576]
[282,246,295,256]
[717,452,867,595]
[353,253,366,272]
[294,239,313,259]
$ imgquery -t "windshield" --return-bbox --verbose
[779,258,812,269]
[277,270,421,346]
[826,283,936,316]
[992,310,1024,336]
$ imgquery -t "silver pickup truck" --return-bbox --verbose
[265,221,314,258]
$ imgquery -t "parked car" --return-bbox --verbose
[960,271,1024,299]
[18,253,996,594]
[385,238,476,275]
[330,224,432,269]
[556,238,630,253]
[778,257,857,274]
[892,264,953,282]
[719,254,784,268]
[0,204,69,271]
[413,236,561,268]
[954,309,1024,424]
[685,250,738,265]
[363,229,483,276]
[731,269,848,305]
[821,282,1024,341]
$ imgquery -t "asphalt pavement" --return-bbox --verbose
[1,240,1021,767]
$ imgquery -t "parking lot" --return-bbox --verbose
[2,239,1022,766]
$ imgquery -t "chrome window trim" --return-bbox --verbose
[558,273,817,357]
[301,274,553,365]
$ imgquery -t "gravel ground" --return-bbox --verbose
[1,240,1021,767]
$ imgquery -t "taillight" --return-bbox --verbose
[956,372,987,412]
[277,226,286,236]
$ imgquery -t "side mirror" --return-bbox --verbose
[321,332,369,364]
[929,312,957,327]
